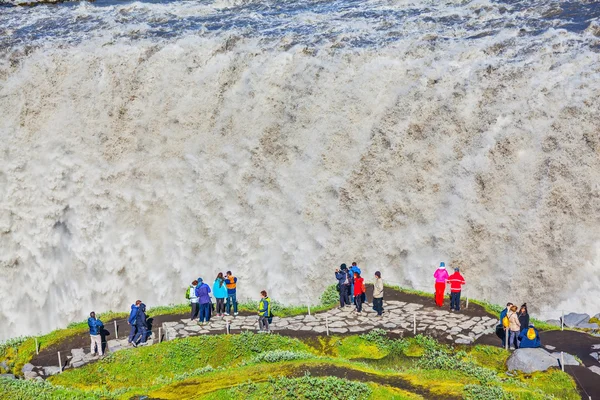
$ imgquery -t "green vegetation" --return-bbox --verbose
[0,285,339,377]
[0,285,582,400]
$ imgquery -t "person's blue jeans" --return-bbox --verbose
[450,291,461,311]
[128,324,137,343]
[509,330,520,349]
[199,303,211,323]
[133,325,148,344]
[226,293,238,314]
[350,284,355,303]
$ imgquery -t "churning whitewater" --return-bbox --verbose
[0,0,599,340]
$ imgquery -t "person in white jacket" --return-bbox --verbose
[189,280,199,320]
[372,271,384,317]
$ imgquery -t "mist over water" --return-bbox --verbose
[1,0,599,340]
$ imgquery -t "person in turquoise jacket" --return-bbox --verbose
[213,273,228,317]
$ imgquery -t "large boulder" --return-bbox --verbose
[507,348,560,373]
[561,313,590,328]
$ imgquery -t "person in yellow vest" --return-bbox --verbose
[225,271,238,316]
[257,290,271,333]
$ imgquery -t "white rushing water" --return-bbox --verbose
[1,0,599,340]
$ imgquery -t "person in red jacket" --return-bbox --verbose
[353,272,365,313]
[447,267,466,312]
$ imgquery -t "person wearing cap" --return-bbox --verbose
[433,262,449,307]
[447,267,466,312]
[195,278,212,325]
[372,271,384,317]
[335,264,351,308]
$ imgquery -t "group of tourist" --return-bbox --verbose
[432,262,466,311]
[334,262,384,316]
[85,261,541,358]
[496,302,541,349]
[185,271,272,332]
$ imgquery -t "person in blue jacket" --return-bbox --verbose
[335,264,351,307]
[195,278,212,325]
[88,312,104,356]
[127,300,141,345]
[518,324,542,348]
[132,303,148,347]
[213,273,228,317]
[496,302,513,347]
[349,262,361,303]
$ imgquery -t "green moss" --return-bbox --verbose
[466,345,509,372]
[49,333,310,391]
[338,336,387,360]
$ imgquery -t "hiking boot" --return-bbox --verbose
[234,312,239,316]
[224,312,230,316]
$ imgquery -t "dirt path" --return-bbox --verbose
[26,286,600,399]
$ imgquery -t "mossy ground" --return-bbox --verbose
[0,286,581,400]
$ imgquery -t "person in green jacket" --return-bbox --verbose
[257,290,271,333]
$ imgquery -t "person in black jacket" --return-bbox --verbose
[132,303,148,347]
[518,304,529,334]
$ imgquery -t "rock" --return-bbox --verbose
[507,348,560,373]
[71,348,85,358]
[43,366,62,376]
[592,344,600,350]
[544,345,556,350]
[576,323,599,330]
[72,361,86,368]
[551,352,580,366]
[0,374,16,379]
[21,363,35,373]
[561,313,590,328]
[0,361,8,371]
[455,338,473,344]
[589,366,600,376]
[590,352,599,361]
[24,371,38,380]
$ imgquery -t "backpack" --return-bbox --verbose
[185,287,191,300]
[526,327,536,340]
[502,315,510,328]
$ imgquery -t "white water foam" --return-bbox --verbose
[0,0,599,339]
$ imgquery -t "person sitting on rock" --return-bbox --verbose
[507,305,521,350]
[88,312,104,357]
[518,323,541,348]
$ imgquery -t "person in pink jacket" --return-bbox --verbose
[433,262,449,307]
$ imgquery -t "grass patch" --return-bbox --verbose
[228,375,372,400]
[49,332,309,391]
